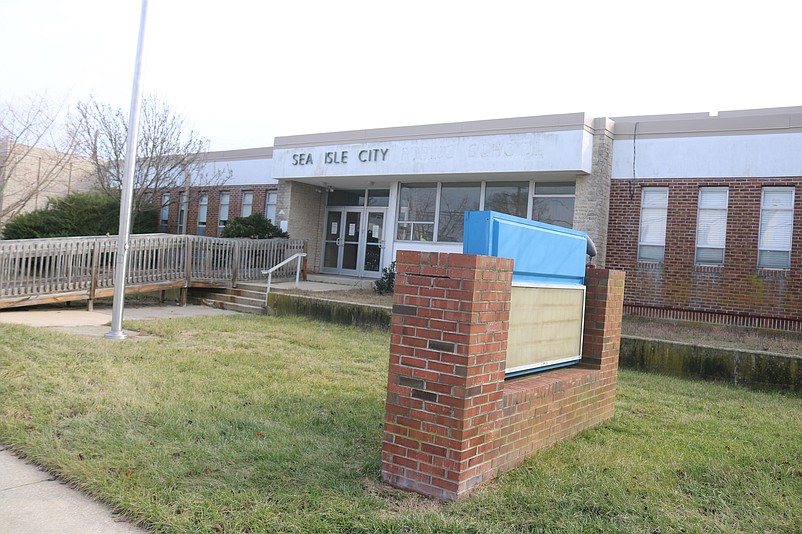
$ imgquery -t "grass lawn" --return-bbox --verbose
[1,315,801,533]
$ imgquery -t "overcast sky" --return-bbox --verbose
[1,0,799,151]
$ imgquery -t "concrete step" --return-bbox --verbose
[193,287,265,301]
[306,274,376,290]
[192,291,265,308]
[235,282,270,295]
[198,297,265,315]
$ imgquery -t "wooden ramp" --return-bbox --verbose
[0,234,306,311]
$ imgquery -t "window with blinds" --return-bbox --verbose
[218,192,230,235]
[695,187,729,265]
[241,191,254,217]
[758,187,795,269]
[197,193,208,236]
[638,187,669,262]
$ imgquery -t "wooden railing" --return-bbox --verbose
[0,234,307,310]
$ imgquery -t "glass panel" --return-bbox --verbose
[323,242,339,268]
[367,189,390,207]
[532,197,575,228]
[759,208,793,249]
[344,211,361,243]
[638,244,664,262]
[325,211,342,240]
[534,182,575,195]
[366,212,383,242]
[638,187,668,262]
[484,181,528,218]
[397,184,436,241]
[397,184,436,222]
[328,189,365,207]
[219,192,230,222]
[696,210,727,248]
[699,187,728,209]
[642,187,668,208]
[342,243,358,270]
[242,191,253,217]
[758,250,790,269]
[696,247,724,265]
[763,188,794,209]
[438,183,481,242]
[160,193,170,223]
[265,192,277,222]
[364,212,384,273]
[198,194,208,224]
[397,222,434,241]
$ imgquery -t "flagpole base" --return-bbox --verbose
[105,329,128,340]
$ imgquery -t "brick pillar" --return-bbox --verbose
[580,266,626,418]
[381,251,513,501]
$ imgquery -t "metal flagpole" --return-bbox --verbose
[106,0,150,340]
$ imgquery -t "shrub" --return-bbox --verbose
[1,191,157,239]
[221,213,288,239]
[373,261,396,294]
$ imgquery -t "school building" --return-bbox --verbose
[163,106,802,330]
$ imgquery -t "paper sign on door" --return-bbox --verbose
[348,223,356,236]
[331,222,338,234]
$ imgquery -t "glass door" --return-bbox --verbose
[322,210,342,272]
[363,211,385,274]
[340,210,361,275]
[321,208,362,275]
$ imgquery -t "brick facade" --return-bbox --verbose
[606,178,802,330]
[381,250,624,500]
[162,184,278,237]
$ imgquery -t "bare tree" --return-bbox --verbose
[72,94,230,218]
[0,93,82,228]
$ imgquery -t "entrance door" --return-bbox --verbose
[363,210,385,275]
[321,208,386,276]
[321,209,362,275]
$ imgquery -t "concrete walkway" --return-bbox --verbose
[0,303,238,337]
[0,447,146,533]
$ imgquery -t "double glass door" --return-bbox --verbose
[322,208,385,276]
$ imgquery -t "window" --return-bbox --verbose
[758,187,795,269]
[265,191,277,222]
[160,193,169,233]
[197,193,208,236]
[484,181,529,218]
[178,192,187,234]
[218,192,230,235]
[438,183,481,242]
[532,182,575,228]
[638,187,668,262]
[241,191,253,217]
[695,187,728,265]
[397,183,436,241]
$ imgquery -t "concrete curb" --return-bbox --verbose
[620,336,802,393]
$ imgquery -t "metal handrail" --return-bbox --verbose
[261,252,307,307]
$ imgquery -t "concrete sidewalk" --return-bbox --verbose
[0,447,146,533]
[0,303,238,338]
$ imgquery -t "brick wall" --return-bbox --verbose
[381,251,625,500]
[606,178,802,330]
[163,184,278,237]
